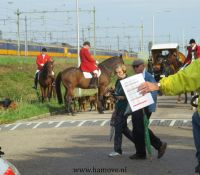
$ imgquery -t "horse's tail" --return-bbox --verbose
[55,71,63,104]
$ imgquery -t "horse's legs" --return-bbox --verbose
[64,86,75,115]
[40,87,45,103]
[184,93,187,104]
[47,85,53,102]
[97,86,106,114]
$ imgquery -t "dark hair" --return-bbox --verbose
[189,39,196,44]
[42,48,47,52]
[83,41,90,47]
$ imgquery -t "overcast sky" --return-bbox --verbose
[0,0,199,52]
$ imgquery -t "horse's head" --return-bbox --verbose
[43,61,54,76]
[98,55,124,75]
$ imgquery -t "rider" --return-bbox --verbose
[32,47,52,89]
[184,39,200,66]
[79,41,99,88]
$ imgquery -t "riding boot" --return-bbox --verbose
[32,73,38,89]
[89,77,98,89]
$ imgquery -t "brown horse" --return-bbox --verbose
[55,55,124,114]
[38,61,55,102]
[167,51,186,74]
[150,50,185,82]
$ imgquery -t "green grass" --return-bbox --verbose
[0,100,65,124]
[0,55,134,123]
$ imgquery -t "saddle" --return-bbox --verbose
[82,69,101,79]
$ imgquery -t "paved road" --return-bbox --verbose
[0,126,196,175]
[0,96,197,175]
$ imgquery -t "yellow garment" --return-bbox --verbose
[160,59,200,114]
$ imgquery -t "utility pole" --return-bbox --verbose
[140,23,144,53]
[117,35,120,54]
[127,36,131,53]
[93,6,96,59]
[168,33,171,42]
[76,0,80,67]
[16,9,21,56]
[76,0,81,96]
[152,15,155,44]
[82,28,85,42]
[24,16,28,56]
[182,29,185,55]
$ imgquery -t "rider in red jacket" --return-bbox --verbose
[33,48,52,89]
[184,39,200,66]
[80,41,99,88]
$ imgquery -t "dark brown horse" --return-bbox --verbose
[55,55,124,114]
[38,61,55,102]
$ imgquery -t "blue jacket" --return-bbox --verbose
[144,71,157,112]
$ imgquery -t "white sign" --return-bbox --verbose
[120,73,154,112]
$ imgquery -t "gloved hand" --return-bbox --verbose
[41,64,44,66]
[96,60,99,64]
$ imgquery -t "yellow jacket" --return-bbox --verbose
[160,59,200,114]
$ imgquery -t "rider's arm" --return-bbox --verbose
[36,55,44,67]
[36,55,42,66]
[84,49,95,63]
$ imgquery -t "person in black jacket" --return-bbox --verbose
[108,64,135,157]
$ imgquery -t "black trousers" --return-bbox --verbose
[114,110,135,154]
[131,108,162,156]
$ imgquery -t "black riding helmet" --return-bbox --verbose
[41,48,47,52]
[83,41,90,47]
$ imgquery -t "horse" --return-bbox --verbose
[150,51,185,82]
[167,51,186,73]
[55,55,124,114]
[38,61,55,103]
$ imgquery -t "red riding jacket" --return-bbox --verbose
[36,54,52,70]
[184,45,200,65]
[79,47,98,72]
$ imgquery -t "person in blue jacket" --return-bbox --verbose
[129,59,167,160]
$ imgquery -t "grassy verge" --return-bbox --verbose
[0,100,65,124]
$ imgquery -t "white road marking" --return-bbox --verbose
[169,120,176,127]
[10,123,21,131]
[0,118,193,132]
[33,122,42,129]
[100,120,109,126]
[77,120,87,127]
[54,121,65,128]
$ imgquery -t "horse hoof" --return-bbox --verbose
[99,111,104,114]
